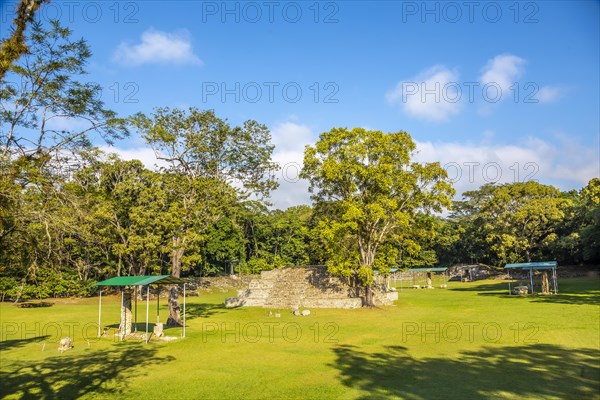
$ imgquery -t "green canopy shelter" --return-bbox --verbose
[94,275,186,343]
[504,261,558,295]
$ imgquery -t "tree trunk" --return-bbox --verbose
[13,282,24,303]
[167,236,184,326]
[0,0,47,81]
[541,271,550,294]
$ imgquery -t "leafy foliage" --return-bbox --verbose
[0,0,48,80]
[301,127,454,303]
[451,182,575,265]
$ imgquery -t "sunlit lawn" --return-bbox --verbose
[1,277,599,399]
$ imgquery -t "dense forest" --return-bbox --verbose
[1,20,598,303]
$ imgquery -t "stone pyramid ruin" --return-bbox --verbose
[225,266,398,309]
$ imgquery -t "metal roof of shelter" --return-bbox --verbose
[407,267,448,273]
[504,261,557,270]
[95,275,183,286]
[374,268,400,274]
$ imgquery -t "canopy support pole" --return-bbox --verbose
[97,288,102,337]
[529,267,534,294]
[120,289,124,341]
[508,269,512,295]
[134,286,138,332]
[145,285,150,344]
[182,283,186,338]
[157,286,160,323]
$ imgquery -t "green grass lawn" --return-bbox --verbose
[1,277,599,399]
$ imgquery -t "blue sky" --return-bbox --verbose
[1,1,599,208]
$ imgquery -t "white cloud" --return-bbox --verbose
[414,134,598,198]
[113,28,202,67]
[99,145,168,170]
[479,54,526,94]
[268,121,314,209]
[548,134,599,182]
[536,85,564,103]
[388,55,564,119]
[386,65,462,122]
[270,121,313,152]
[270,150,311,209]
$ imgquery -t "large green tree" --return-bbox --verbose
[578,178,600,263]
[301,127,454,306]
[0,19,126,299]
[75,157,171,277]
[458,182,572,264]
[0,19,126,257]
[130,108,277,324]
[237,204,313,271]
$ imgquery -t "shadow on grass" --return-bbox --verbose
[331,344,600,399]
[184,302,226,320]
[449,281,510,293]
[0,344,175,399]
[17,301,54,308]
[450,280,600,305]
[104,322,160,331]
[0,335,50,351]
[532,291,600,306]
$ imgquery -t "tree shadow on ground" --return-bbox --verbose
[450,281,600,305]
[103,322,160,337]
[17,301,54,308]
[449,281,511,293]
[0,335,50,351]
[531,290,600,306]
[0,344,175,399]
[184,302,226,320]
[331,344,600,399]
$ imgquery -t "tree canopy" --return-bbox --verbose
[301,127,454,305]
[129,107,278,324]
